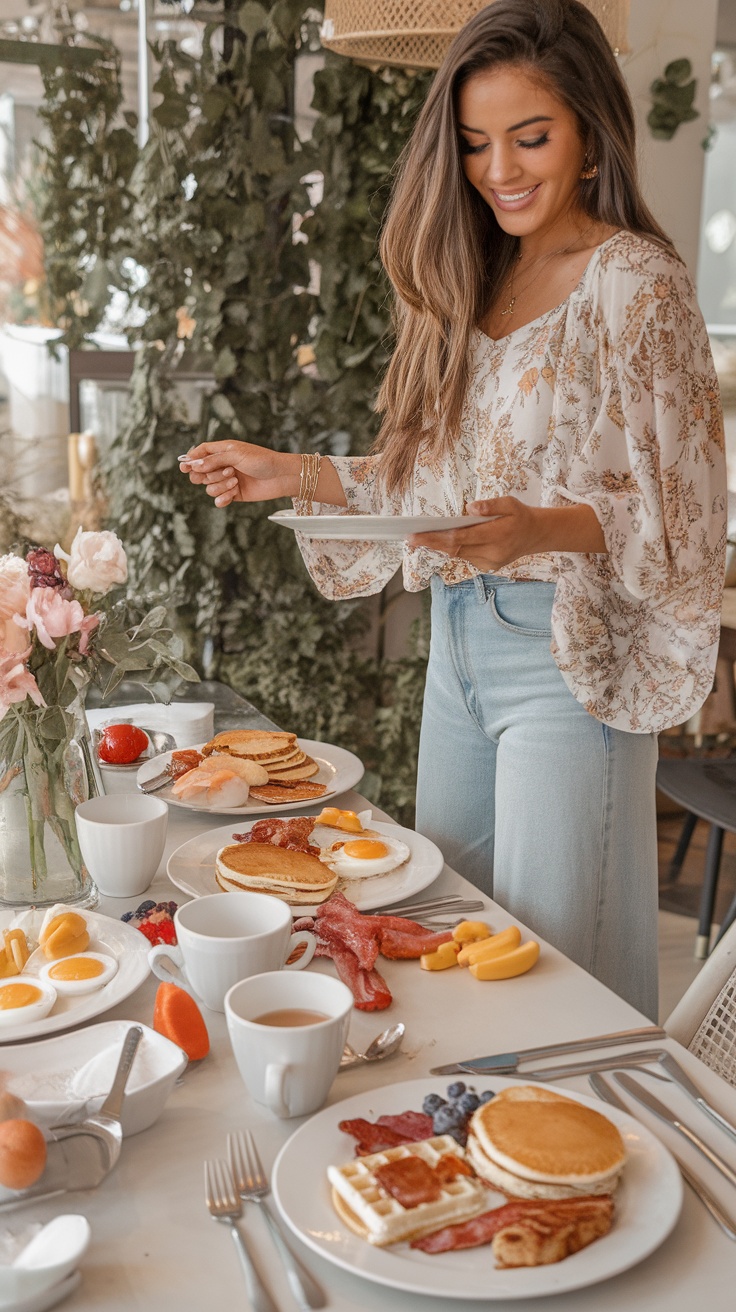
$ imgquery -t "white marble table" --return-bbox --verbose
[9,787,736,1312]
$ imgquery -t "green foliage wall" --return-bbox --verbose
[38,4,433,820]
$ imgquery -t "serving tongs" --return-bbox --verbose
[0,1026,141,1211]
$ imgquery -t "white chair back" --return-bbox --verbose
[665,921,736,1088]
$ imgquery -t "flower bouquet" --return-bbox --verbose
[0,529,197,908]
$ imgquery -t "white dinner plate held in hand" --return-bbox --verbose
[272,1075,682,1302]
[166,817,444,912]
[269,510,496,541]
[136,738,364,816]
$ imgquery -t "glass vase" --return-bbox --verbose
[0,697,100,909]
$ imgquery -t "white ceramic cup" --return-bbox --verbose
[75,794,168,898]
[225,970,353,1118]
[148,893,316,1013]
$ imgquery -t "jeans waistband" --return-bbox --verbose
[431,573,556,604]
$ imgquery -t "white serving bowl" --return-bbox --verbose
[0,1215,90,1307]
[1,1020,187,1137]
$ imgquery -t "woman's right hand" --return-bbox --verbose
[179,441,299,508]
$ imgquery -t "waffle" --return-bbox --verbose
[327,1136,486,1246]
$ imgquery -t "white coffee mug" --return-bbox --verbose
[75,794,168,898]
[148,893,316,1013]
[225,971,353,1118]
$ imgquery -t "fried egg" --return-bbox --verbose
[318,835,411,880]
[40,952,118,996]
[0,978,57,1026]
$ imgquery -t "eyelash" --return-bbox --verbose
[459,132,550,156]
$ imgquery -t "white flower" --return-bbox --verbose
[55,530,128,595]
[0,554,31,653]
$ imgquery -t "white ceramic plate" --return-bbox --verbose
[0,1020,186,1137]
[137,738,364,816]
[0,910,150,1043]
[269,510,495,541]
[272,1075,682,1302]
[166,818,444,912]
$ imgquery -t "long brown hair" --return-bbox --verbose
[374,0,673,493]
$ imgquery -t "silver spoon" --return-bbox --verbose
[340,1022,405,1070]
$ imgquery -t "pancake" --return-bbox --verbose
[202,730,297,761]
[215,842,337,904]
[466,1087,625,1201]
[248,781,328,804]
[267,757,320,782]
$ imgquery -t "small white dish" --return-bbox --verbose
[269,509,495,541]
[0,910,150,1043]
[0,1269,81,1312]
[0,1215,89,1308]
[0,1020,187,1137]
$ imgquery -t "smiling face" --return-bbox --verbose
[457,64,589,245]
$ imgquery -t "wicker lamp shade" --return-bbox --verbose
[320,1,630,70]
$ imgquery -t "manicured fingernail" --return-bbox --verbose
[222,467,233,476]
[189,459,203,467]
[177,453,190,460]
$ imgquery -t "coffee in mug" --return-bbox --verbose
[226,971,353,1117]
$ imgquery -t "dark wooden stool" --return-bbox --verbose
[657,757,736,958]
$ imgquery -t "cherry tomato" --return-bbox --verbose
[98,724,149,765]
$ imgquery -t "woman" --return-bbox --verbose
[181,0,726,1019]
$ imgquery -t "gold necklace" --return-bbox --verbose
[499,224,596,318]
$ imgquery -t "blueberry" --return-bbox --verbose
[479,1090,495,1105]
[433,1104,463,1134]
[447,1081,466,1100]
[120,911,134,922]
[449,1126,468,1146]
[422,1093,446,1116]
[456,1091,481,1116]
[135,900,156,916]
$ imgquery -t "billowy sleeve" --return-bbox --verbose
[294,453,406,600]
[551,246,727,731]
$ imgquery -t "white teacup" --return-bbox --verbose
[148,893,316,1013]
[225,971,353,1118]
[75,794,168,898]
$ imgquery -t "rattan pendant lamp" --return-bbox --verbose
[320,1,630,69]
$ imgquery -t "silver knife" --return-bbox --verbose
[655,1052,736,1149]
[429,1025,666,1076]
[0,1129,113,1212]
[614,1072,736,1190]
[590,1073,736,1242]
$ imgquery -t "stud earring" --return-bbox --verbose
[580,158,599,180]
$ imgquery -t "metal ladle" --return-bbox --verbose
[340,1022,405,1070]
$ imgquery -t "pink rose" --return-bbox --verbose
[0,554,31,654]
[0,647,45,721]
[55,529,127,594]
[16,588,88,651]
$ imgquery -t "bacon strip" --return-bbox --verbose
[411,1197,614,1254]
[233,817,319,855]
[375,1112,434,1141]
[338,1118,410,1155]
[375,1157,441,1208]
[314,938,392,1011]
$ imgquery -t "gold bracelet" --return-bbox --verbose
[296,452,321,514]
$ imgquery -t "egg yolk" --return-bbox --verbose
[48,957,105,982]
[341,839,389,860]
[0,983,43,1010]
[316,808,364,833]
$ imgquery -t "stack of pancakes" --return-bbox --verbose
[466,1087,626,1200]
[202,730,327,804]
[215,842,338,904]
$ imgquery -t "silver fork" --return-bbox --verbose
[228,1130,326,1312]
[204,1158,279,1312]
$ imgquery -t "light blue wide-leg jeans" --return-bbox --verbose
[415,574,659,1020]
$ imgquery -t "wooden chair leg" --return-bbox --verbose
[713,891,736,949]
[696,824,725,959]
[668,811,698,883]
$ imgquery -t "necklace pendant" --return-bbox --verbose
[500,296,516,317]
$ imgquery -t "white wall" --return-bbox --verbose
[623,0,720,273]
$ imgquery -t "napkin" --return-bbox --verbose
[85,702,215,750]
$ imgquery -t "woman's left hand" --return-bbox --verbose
[407,497,544,570]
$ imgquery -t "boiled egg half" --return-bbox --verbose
[318,834,411,879]
[0,978,57,1026]
[40,952,118,996]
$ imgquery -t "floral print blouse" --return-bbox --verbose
[295,232,727,733]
